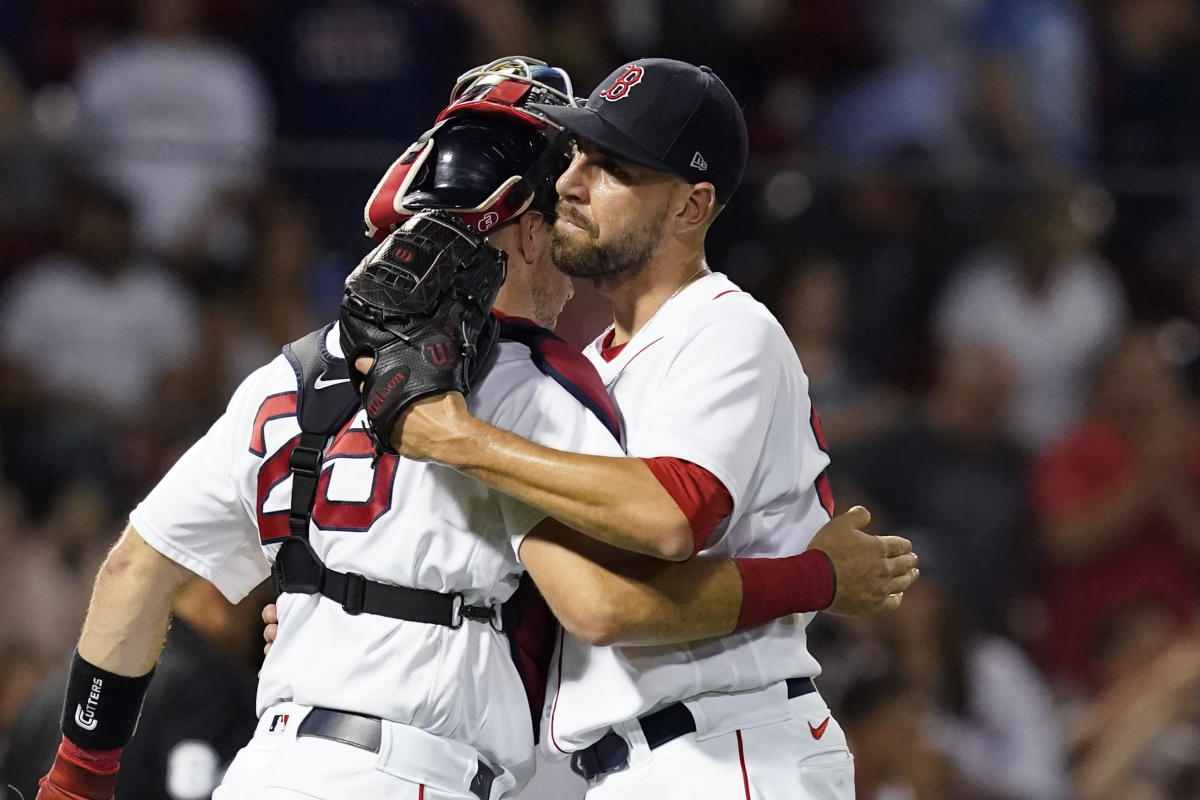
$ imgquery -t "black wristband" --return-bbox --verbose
[61,650,154,750]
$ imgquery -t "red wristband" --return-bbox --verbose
[40,735,122,800]
[733,550,836,631]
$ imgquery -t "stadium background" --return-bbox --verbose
[2,1,1200,798]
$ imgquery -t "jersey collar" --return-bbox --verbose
[588,272,732,374]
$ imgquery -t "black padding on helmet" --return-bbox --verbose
[402,116,566,218]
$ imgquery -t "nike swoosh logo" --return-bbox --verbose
[314,375,351,390]
[809,716,830,740]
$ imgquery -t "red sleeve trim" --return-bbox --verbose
[641,456,733,554]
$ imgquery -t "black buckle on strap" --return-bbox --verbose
[288,445,324,478]
[455,600,504,632]
[342,572,366,615]
[569,731,629,781]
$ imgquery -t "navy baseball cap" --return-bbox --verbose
[533,58,748,203]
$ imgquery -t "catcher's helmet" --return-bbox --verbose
[364,57,578,241]
[401,116,565,223]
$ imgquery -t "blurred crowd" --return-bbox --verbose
[3,1,1200,798]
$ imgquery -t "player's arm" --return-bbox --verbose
[395,311,797,562]
[78,525,194,673]
[259,505,918,652]
[519,506,918,646]
[37,523,195,800]
[396,392,695,560]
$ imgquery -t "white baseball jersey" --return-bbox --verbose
[131,324,624,787]
[543,271,834,753]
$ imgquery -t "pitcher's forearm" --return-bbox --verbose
[77,525,194,676]
[443,420,694,560]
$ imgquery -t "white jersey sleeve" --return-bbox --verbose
[633,299,789,523]
[130,362,279,602]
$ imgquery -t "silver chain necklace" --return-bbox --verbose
[637,265,710,335]
[602,266,711,386]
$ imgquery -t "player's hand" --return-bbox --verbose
[37,738,119,800]
[807,506,919,616]
[391,391,473,461]
[262,603,278,655]
[351,355,475,462]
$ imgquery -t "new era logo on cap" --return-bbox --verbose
[532,58,748,203]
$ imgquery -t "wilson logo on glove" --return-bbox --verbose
[367,369,410,417]
[426,341,458,366]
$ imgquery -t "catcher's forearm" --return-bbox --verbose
[78,525,193,676]
[38,526,193,797]
[520,521,741,646]
[439,416,695,560]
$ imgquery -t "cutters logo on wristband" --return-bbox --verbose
[62,651,154,751]
[74,678,103,730]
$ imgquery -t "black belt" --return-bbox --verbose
[273,537,503,629]
[570,677,817,781]
[297,708,497,800]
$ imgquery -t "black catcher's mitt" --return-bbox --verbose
[339,210,506,455]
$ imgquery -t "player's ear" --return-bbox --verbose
[518,210,547,267]
[673,182,717,235]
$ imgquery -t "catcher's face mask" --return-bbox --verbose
[364,56,579,241]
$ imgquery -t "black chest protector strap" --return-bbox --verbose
[282,325,360,542]
[271,325,504,629]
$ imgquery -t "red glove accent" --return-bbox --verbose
[37,736,121,800]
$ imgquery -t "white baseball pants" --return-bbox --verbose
[213,703,501,800]
[582,689,854,800]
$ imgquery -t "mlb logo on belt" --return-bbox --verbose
[268,713,290,733]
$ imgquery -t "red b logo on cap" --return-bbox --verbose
[600,64,644,102]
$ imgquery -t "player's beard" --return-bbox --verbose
[551,206,667,285]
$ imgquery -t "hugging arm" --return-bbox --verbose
[518,506,918,647]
